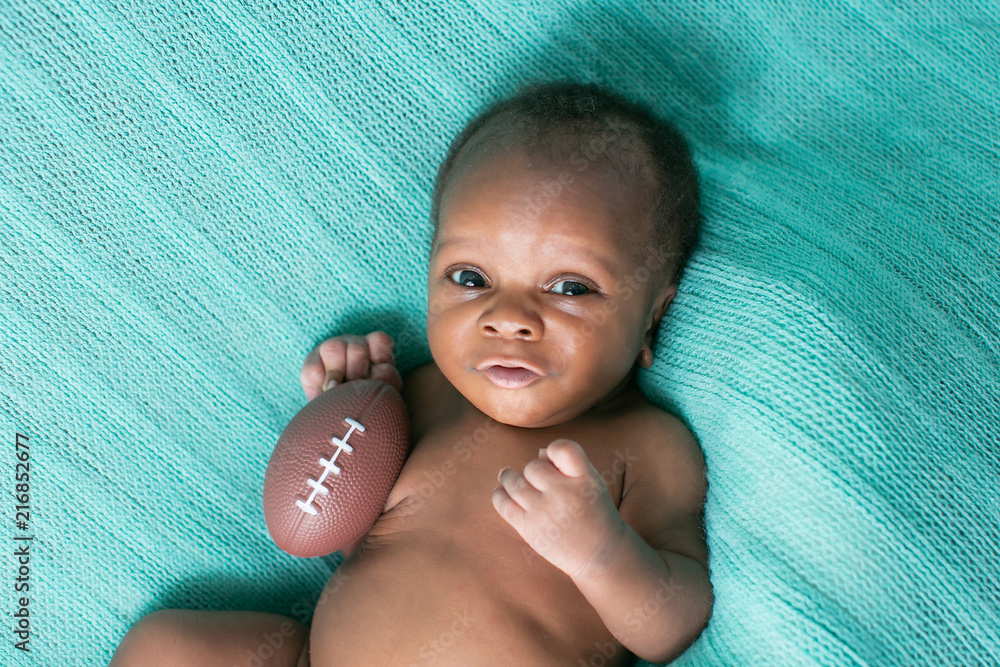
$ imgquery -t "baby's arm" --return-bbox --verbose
[572,421,712,662]
[493,421,711,663]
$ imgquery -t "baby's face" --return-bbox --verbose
[427,148,673,428]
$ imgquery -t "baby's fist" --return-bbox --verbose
[300,331,402,401]
[493,439,625,581]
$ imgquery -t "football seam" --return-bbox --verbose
[292,382,391,519]
[295,416,365,515]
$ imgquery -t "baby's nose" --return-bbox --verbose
[478,297,542,340]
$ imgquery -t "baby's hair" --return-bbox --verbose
[430,80,701,286]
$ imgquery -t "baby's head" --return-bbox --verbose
[426,81,700,428]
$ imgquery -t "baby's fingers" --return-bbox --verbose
[300,347,327,401]
[365,331,401,392]
[370,362,404,394]
[318,335,370,389]
[300,335,365,400]
[300,332,400,401]
[542,439,594,479]
[365,331,395,366]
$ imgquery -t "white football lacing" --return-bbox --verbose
[296,417,366,515]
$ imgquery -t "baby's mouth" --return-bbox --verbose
[482,365,539,390]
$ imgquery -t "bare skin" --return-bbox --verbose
[309,360,708,666]
[111,146,712,666]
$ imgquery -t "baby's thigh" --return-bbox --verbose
[110,609,309,667]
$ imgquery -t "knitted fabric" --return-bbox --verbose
[2,1,998,665]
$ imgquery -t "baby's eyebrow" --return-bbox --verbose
[566,246,619,277]
[431,236,472,257]
[435,235,618,277]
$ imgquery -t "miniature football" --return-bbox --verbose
[263,379,410,558]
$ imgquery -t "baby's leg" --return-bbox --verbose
[110,609,309,667]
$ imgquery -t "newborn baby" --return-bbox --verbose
[112,81,711,666]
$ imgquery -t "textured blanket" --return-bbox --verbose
[2,1,998,665]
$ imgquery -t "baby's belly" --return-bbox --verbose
[307,496,626,666]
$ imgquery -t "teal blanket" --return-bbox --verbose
[2,1,998,665]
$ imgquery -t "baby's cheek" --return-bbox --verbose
[425,310,456,364]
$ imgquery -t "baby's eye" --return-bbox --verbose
[551,280,590,296]
[449,269,487,288]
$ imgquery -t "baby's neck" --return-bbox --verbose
[586,367,642,417]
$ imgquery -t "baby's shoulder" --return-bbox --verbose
[620,401,705,479]
[614,399,708,565]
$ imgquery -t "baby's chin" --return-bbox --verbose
[466,390,595,429]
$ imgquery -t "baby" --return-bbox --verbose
[112,81,711,666]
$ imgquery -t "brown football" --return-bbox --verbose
[263,379,409,558]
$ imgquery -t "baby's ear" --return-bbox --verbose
[644,283,678,339]
[657,283,678,318]
[638,346,655,368]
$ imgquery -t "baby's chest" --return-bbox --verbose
[382,411,634,525]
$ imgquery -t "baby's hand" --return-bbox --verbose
[493,439,626,581]
[300,331,402,401]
